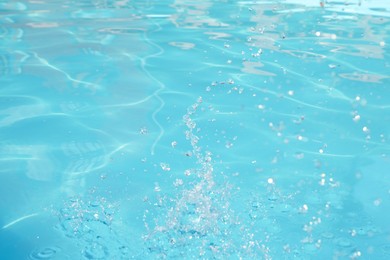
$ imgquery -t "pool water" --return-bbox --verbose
[1,0,389,259]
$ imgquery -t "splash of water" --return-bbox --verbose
[144,97,269,259]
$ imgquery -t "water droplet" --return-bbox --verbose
[184,169,192,176]
[154,183,161,192]
[225,141,233,149]
[257,104,265,110]
[173,179,183,187]
[299,204,309,213]
[140,127,148,135]
[353,114,360,122]
[350,250,362,259]
[160,163,171,171]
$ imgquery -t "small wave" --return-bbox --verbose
[29,247,60,260]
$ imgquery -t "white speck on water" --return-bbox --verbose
[225,141,233,149]
[173,179,183,187]
[350,250,362,259]
[160,162,171,171]
[154,183,161,192]
[140,127,148,135]
[257,104,265,110]
[373,198,381,206]
[300,204,309,213]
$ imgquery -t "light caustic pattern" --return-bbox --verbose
[144,97,270,259]
[1,1,389,259]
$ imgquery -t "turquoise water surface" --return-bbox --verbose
[1,0,389,259]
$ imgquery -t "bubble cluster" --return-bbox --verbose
[54,196,131,259]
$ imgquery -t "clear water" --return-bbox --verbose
[1,0,389,259]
